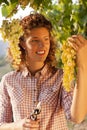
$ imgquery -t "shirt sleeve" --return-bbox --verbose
[61,86,73,120]
[0,76,13,123]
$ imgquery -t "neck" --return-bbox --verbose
[26,62,44,76]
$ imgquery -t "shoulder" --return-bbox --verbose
[51,67,63,76]
[49,67,63,84]
[1,70,20,83]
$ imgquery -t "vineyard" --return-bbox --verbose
[0,0,87,129]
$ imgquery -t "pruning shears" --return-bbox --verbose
[30,102,41,121]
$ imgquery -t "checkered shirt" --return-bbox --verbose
[0,65,73,130]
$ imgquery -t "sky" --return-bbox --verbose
[0,0,77,40]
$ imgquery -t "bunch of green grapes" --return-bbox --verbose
[0,19,24,69]
[61,42,76,91]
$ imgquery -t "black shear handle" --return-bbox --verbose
[30,102,41,121]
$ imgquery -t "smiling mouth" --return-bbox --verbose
[36,50,45,55]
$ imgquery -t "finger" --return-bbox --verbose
[72,34,86,45]
[67,37,76,43]
[23,123,39,128]
[23,128,39,130]
[25,118,40,124]
[23,128,29,130]
[77,34,86,43]
[68,40,79,51]
[67,37,79,51]
[73,37,83,48]
[68,36,83,48]
[23,118,40,129]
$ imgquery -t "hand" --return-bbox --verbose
[67,34,87,67]
[23,118,40,130]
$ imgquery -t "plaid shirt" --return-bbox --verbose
[0,64,73,130]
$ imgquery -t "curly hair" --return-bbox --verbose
[8,13,57,70]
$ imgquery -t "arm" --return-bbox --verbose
[0,77,20,130]
[68,35,87,123]
[71,61,87,123]
[0,77,40,130]
[0,77,13,123]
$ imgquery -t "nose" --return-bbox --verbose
[39,40,44,48]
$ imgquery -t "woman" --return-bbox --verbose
[0,13,87,130]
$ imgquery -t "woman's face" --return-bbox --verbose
[24,27,50,64]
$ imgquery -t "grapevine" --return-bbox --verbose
[0,19,24,69]
[61,42,76,91]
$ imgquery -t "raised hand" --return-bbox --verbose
[67,35,87,67]
[23,118,40,130]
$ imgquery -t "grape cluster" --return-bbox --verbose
[0,19,24,69]
[61,42,76,91]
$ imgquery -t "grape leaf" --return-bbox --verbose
[1,2,18,17]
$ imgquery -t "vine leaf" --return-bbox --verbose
[1,2,18,17]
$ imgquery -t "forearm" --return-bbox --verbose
[71,66,87,123]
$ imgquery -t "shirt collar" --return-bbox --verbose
[21,64,49,78]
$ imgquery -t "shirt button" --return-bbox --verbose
[33,101,36,104]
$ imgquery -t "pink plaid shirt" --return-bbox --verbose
[0,64,73,130]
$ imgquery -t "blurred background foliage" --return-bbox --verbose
[0,0,87,42]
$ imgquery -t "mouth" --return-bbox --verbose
[36,50,45,55]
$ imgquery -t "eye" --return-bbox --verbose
[31,39,39,42]
[44,37,49,41]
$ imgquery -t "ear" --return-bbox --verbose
[19,36,26,50]
[20,40,26,50]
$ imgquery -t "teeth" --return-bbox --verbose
[37,51,45,54]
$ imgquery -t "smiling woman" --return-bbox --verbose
[22,27,51,74]
[0,3,87,130]
[0,13,71,130]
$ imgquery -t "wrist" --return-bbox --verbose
[77,64,87,71]
[76,65,87,90]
